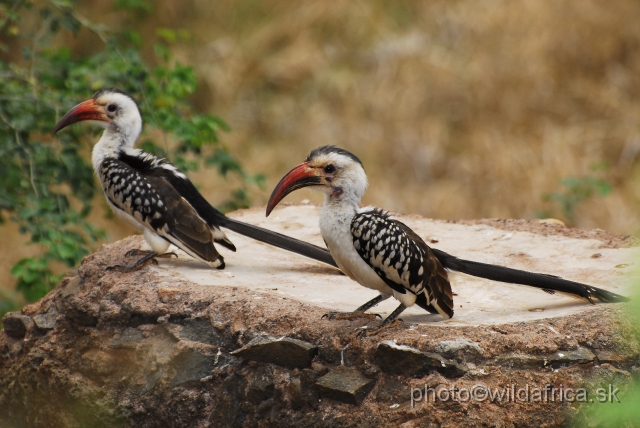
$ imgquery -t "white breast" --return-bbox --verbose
[319,203,394,296]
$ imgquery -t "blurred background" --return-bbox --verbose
[2,0,640,299]
[72,0,640,227]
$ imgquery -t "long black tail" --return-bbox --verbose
[219,217,338,268]
[162,173,338,267]
[431,248,629,303]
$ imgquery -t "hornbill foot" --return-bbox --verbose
[157,252,178,259]
[107,251,159,272]
[321,311,382,321]
[355,319,403,338]
[124,249,178,259]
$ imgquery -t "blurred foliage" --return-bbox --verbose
[0,0,262,309]
[538,165,612,225]
[571,277,640,426]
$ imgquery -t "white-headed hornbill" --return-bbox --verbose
[266,145,629,337]
[53,89,335,271]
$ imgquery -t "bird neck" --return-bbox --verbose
[92,123,140,173]
[319,187,361,247]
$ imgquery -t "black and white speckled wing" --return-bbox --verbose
[119,150,236,252]
[351,208,454,318]
[98,155,224,264]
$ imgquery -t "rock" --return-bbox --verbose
[435,338,484,361]
[492,353,547,369]
[375,377,409,404]
[108,327,144,349]
[593,349,631,365]
[0,209,635,427]
[231,334,318,368]
[54,275,98,326]
[376,341,468,378]
[167,317,219,345]
[257,397,276,417]
[289,377,306,410]
[315,366,376,405]
[318,344,342,364]
[2,312,33,339]
[246,366,275,404]
[299,368,322,409]
[78,348,132,380]
[169,341,221,386]
[547,347,596,369]
[33,304,59,330]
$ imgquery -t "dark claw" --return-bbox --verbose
[156,252,178,259]
[355,329,367,339]
[321,312,337,320]
[106,264,123,271]
[125,249,145,257]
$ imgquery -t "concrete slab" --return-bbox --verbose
[151,204,636,326]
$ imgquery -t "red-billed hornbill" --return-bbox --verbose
[53,88,335,271]
[266,145,629,337]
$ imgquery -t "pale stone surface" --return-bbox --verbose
[149,204,635,326]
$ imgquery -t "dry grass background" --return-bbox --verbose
[3,0,640,293]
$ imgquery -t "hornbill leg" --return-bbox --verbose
[107,251,163,272]
[356,303,407,338]
[124,249,178,259]
[322,294,390,321]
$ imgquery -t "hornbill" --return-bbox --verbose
[266,145,629,337]
[53,88,336,271]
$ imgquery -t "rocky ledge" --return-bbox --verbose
[1,206,638,427]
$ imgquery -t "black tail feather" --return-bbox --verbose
[414,292,440,314]
[219,217,338,268]
[430,248,630,303]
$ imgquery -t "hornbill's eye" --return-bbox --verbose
[324,164,336,174]
[106,104,117,113]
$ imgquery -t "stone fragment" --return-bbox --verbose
[231,335,318,369]
[315,366,376,405]
[375,377,408,404]
[376,341,467,378]
[33,305,59,330]
[170,342,221,386]
[246,366,275,404]
[108,328,144,349]
[54,275,98,326]
[289,377,306,410]
[2,312,34,339]
[169,318,219,345]
[593,349,631,365]
[435,338,484,361]
[300,369,322,409]
[492,353,546,369]
[79,348,122,379]
[547,347,595,369]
